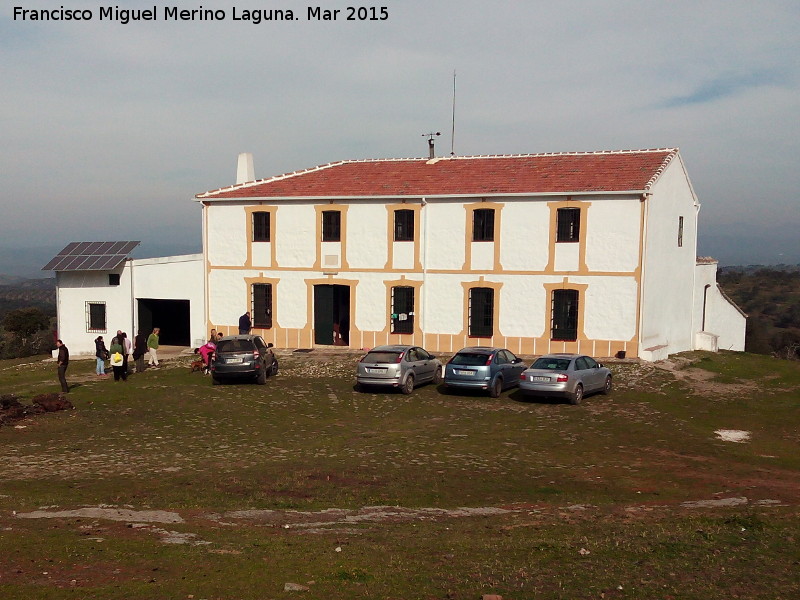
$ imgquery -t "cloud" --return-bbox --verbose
[657,70,785,108]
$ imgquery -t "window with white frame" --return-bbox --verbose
[86,302,106,333]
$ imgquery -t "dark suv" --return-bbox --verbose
[211,335,278,385]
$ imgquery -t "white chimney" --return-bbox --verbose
[236,153,255,184]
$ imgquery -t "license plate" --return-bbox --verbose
[365,368,385,374]
[227,357,243,364]
[532,376,549,382]
[455,370,475,376]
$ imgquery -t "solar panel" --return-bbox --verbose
[42,241,140,271]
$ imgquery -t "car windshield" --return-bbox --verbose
[216,339,254,353]
[363,351,401,364]
[451,353,489,366]
[531,358,571,370]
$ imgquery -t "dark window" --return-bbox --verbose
[363,350,403,364]
[253,211,270,242]
[86,302,106,333]
[252,283,273,329]
[391,286,414,334]
[322,210,341,242]
[575,356,590,370]
[394,209,414,241]
[108,274,120,286]
[472,209,495,242]
[556,208,581,242]
[678,216,684,247]
[551,289,579,340]
[468,287,494,337]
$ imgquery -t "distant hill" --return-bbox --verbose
[0,276,56,320]
[718,267,800,357]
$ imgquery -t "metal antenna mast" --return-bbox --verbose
[450,69,457,156]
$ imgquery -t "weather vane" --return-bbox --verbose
[422,131,441,159]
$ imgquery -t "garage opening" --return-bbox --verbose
[137,299,190,346]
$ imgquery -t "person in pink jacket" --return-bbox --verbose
[197,341,216,375]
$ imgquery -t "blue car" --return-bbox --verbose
[443,346,527,397]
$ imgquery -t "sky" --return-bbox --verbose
[1,0,799,276]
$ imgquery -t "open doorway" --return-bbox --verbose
[137,298,190,346]
[313,285,350,345]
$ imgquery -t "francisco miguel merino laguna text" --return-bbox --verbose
[11,6,386,24]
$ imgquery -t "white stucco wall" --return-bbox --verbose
[585,198,641,273]
[694,263,746,352]
[55,254,205,356]
[207,203,248,266]
[639,155,699,357]
[347,203,388,269]
[499,200,549,271]
[275,204,316,267]
[424,202,466,270]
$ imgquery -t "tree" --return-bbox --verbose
[2,307,52,338]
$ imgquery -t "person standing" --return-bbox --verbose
[133,329,147,373]
[120,332,132,377]
[94,336,108,376]
[147,327,160,368]
[109,336,127,382]
[56,339,69,393]
[238,312,251,335]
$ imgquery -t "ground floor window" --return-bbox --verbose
[551,289,579,340]
[391,286,414,334]
[252,283,273,329]
[468,287,494,337]
[86,302,106,333]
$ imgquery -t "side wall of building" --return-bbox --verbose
[639,157,699,360]
[693,263,747,352]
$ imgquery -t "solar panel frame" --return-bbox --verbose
[41,241,141,271]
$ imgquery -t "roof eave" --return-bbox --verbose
[195,190,650,202]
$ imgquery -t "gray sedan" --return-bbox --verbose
[356,345,442,394]
[518,353,612,405]
[443,347,527,398]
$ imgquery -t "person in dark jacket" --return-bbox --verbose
[238,312,252,334]
[94,336,108,376]
[133,329,147,373]
[56,339,69,393]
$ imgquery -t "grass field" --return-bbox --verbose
[1,350,799,599]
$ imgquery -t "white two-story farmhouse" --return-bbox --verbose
[196,148,746,360]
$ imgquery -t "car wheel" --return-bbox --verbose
[489,377,502,398]
[569,384,583,405]
[256,365,267,385]
[402,374,415,395]
[269,359,279,376]
[212,376,222,386]
[601,375,612,395]
[432,366,443,385]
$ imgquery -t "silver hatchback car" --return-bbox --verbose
[356,345,442,394]
[519,353,612,405]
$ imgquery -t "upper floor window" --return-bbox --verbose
[472,209,495,242]
[86,301,106,333]
[677,216,684,247]
[394,209,414,242]
[551,289,579,341]
[468,287,494,337]
[322,210,341,242]
[253,211,270,242]
[108,274,120,286]
[556,208,581,243]
[391,286,414,334]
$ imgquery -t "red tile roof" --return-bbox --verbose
[197,149,678,200]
